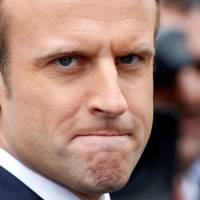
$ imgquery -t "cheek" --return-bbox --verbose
[37,84,85,136]
[2,95,48,165]
[125,78,153,134]
[2,78,82,149]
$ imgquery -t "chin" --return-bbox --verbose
[85,155,133,194]
[82,174,129,196]
[93,176,128,194]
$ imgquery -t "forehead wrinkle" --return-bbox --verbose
[9,12,154,39]
[4,0,157,46]
[5,0,156,58]
[51,18,153,34]
[4,4,153,41]
[47,1,156,23]
[4,0,157,24]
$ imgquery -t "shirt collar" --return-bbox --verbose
[0,148,110,200]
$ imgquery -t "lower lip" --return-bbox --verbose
[72,135,133,154]
[74,135,130,144]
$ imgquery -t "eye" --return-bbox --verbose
[50,55,85,74]
[116,54,141,65]
[55,56,77,68]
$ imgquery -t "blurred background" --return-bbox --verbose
[111,0,200,200]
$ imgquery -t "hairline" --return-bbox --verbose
[0,0,10,93]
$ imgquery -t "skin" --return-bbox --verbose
[0,0,157,199]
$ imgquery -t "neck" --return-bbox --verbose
[71,189,105,200]
[77,194,103,200]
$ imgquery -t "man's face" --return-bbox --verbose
[0,0,156,198]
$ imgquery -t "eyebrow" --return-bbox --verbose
[117,44,155,58]
[33,42,155,66]
[33,47,95,66]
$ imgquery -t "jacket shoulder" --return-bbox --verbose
[0,166,42,200]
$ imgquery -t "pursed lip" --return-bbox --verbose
[74,130,131,138]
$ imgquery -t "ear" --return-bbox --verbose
[0,72,7,147]
[0,72,7,104]
[0,69,11,98]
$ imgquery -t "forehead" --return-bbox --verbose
[4,0,156,20]
[4,0,157,52]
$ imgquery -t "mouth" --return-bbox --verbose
[71,129,134,152]
[74,130,131,138]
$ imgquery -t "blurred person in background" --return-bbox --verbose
[154,29,191,200]
[173,3,200,200]
[154,28,200,200]
[159,0,200,199]
[160,0,200,30]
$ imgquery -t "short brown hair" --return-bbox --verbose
[0,0,9,83]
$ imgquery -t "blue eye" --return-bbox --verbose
[56,56,76,67]
[118,54,139,64]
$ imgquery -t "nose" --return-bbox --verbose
[87,61,128,118]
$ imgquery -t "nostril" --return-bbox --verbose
[93,108,103,113]
[90,102,127,118]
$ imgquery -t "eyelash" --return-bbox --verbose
[51,55,85,73]
[50,53,144,73]
[116,54,143,65]
[55,56,78,67]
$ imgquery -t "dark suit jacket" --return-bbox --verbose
[0,166,43,200]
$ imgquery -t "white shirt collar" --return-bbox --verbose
[0,148,110,200]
